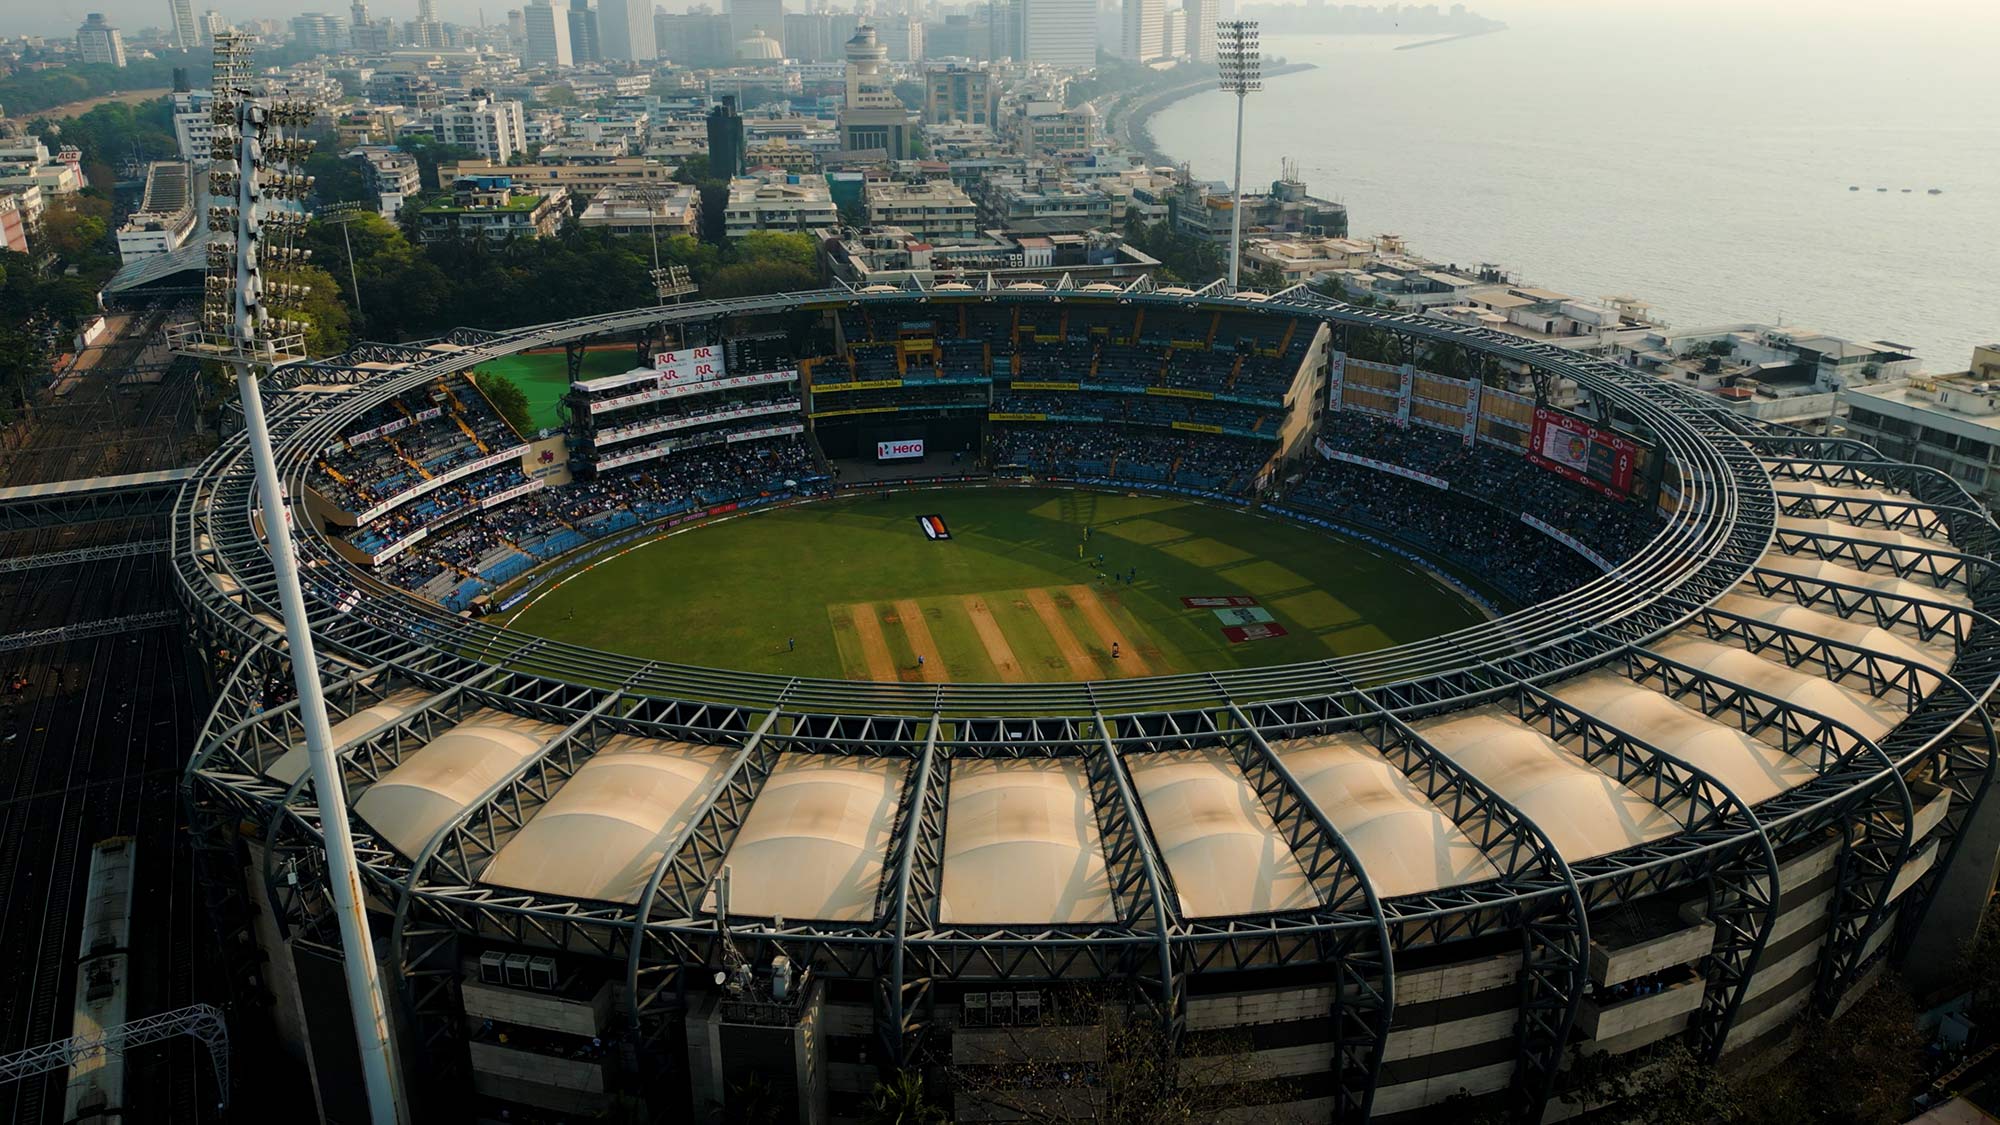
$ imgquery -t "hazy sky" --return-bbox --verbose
[8,0,1997,47]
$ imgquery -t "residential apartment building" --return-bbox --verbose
[864,179,979,238]
[576,184,700,237]
[170,0,201,48]
[1182,0,1217,61]
[1011,100,1096,155]
[352,146,424,214]
[418,96,529,162]
[723,172,837,238]
[1841,347,2000,503]
[448,156,675,194]
[411,176,570,243]
[291,12,349,52]
[172,89,219,163]
[925,64,996,126]
[1242,235,1374,284]
[744,137,817,173]
[75,14,128,67]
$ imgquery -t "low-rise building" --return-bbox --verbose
[172,89,219,163]
[1841,347,2000,503]
[743,136,818,173]
[1242,235,1375,284]
[0,137,87,197]
[822,224,1160,287]
[982,178,1112,234]
[114,161,196,263]
[415,95,528,163]
[723,172,837,238]
[576,183,700,238]
[1175,172,1347,245]
[410,176,569,243]
[1620,323,1919,430]
[448,156,676,195]
[351,146,423,215]
[1010,99,1096,156]
[864,179,978,239]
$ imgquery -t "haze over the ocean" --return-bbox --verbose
[1151,2,1999,366]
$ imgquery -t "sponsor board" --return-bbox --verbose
[597,400,801,445]
[1314,443,1452,490]
[877,438,925,460]
[1146,386,1216,401]
[1181,595,1259,608]
[1212,606,1275,626]
[1012,381,1080,392]
[918,514,951,540]
[1222,622,1289,644]
[588,370,797,415]
[811,378,905,394]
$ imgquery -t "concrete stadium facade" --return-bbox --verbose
[175,285,2000,1124]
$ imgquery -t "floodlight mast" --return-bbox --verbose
[170,33,407,1125]
[1217,20,1261,292]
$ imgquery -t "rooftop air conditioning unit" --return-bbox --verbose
[503,953,531,988]
[527,956,558,991]
[989,991,1015,1026]
[478,951,506,985]
[962,992,988,1027]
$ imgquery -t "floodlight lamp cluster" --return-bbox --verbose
[1217,20,1262,95]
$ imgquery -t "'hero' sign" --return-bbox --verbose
[877,438,924,461]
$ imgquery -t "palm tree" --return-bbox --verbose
[860,1070,947,1125]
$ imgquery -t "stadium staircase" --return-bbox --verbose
[1206,312,1221,345]
[1169,454,1183,479]
[1131,308,1145,340]
[453,413,489,454]
[390,440,432,479]
[392,399,413,419]
[1089,351,1100,378]
[1226,355,1245,391]
[319,461,354,488]
[1275,319,1298,356]
[895,347,907,377]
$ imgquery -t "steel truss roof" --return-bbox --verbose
[174,291,2000,1120]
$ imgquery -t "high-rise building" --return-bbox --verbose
[523,0,574,64]
[507,8,527,42]
[838,25,919,158]
[75,14,129,67]
[657,10,734,66]
[567,0,601,62]
[168,0,199,49]
[706,95,746,178]
[597,0,656,60]
[199,9,227,42]
[292,12,349,53]
[411,0,446,47]
[1021,0,1093,68]
[351,2,392,50]
[780,11,857,62]
[1120,0,1162,60]
[1161,4,1184,57]
[986,0,1022,61]
[730,0,785,56]
[1181,0,1216,61]
[873,14,922,61]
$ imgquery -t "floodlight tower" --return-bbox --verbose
[1217,19,1261,292]
[168,32,407,1125]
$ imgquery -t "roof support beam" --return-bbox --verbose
[874,716,943,1070]
[1089,714,1181,1025]
[1226,704,1393,1124]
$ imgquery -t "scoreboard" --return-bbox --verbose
[1528,406,1647,500]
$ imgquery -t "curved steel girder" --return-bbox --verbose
[1504,683,1780,1062]
[1089,716,1183,1024]
[1368,714,1586,1121]
[1772,488,1976,541]
[624,704,786,1023]
[1225,705,1394,1124]
[1745,566,1986,647]
[1770,524,1995,590]
[875,717,943,1069]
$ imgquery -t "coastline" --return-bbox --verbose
[1121,61,1317,167]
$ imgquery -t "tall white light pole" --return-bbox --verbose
[1217,20,1260,292]
[170,33,406,1125]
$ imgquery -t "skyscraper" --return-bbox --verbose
[412,0,445,47]
[567,0,601,62]
[168,0,199,49]
[1021,0,1093,68]
[597,0,656,60]
[75,13,129,67]
[1181,0,1216,61]
[523,0,573,64]
[730,0,786,56]
[706,95,746,178]
[1120,0,1162,61]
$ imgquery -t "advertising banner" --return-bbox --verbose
[655,345,725,388]
[1315,443,1450,490]
[590,369,797,415]
[877,438,925,461]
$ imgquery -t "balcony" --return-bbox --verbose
[462,974,613,1038]
[468,1040,608,1117]
[1588,903,1714,988]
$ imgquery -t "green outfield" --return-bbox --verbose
[504,489,1492,682]
[474,349,639,432]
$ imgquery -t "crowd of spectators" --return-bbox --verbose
[345,466,532,555]
[370,436,827,610]
[1315,411,1662,560]
[989,423,1272,493]
[1279,465,1603,605]
[589,395,801,447]
[313,376,522,512]
[992,390,1271,435]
